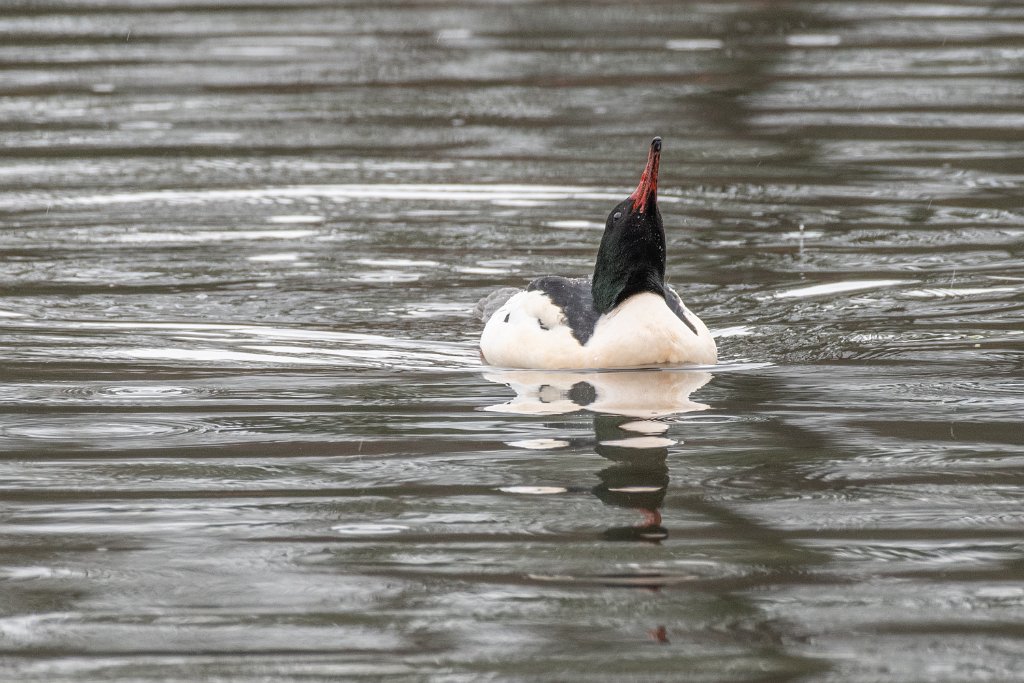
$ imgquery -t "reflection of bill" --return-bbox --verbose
[594,414,672,543]
[482,368,712,418]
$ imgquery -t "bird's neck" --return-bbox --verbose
[591,219,666,314]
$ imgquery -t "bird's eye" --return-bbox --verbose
[613,211,622,220]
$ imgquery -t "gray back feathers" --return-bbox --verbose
[473,287,522,322]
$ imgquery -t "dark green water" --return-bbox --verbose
[1,1,1023,681]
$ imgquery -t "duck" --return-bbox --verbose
[477,137,717,369]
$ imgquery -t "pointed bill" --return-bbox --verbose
[628,137,661,214]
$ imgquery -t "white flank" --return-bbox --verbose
[480,291,717,369]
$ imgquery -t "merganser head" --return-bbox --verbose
[592,137,667,314]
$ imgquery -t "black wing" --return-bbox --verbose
[527,276,601,345]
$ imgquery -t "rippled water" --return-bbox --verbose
[2,1,1023,681]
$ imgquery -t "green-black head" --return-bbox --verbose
[592,137,666,314]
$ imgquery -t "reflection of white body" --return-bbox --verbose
[480,291,717,370]
[483,368,712,418]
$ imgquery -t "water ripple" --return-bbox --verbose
[2,1,1023,680]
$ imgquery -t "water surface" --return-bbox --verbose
[2,1,1023,681]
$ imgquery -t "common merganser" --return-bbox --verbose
[477,137,717,369]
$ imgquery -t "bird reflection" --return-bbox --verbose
[485,368,712,543]
[593,413,671,543]
[482,368,711,418]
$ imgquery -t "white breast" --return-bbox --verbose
[479,291,717,369]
